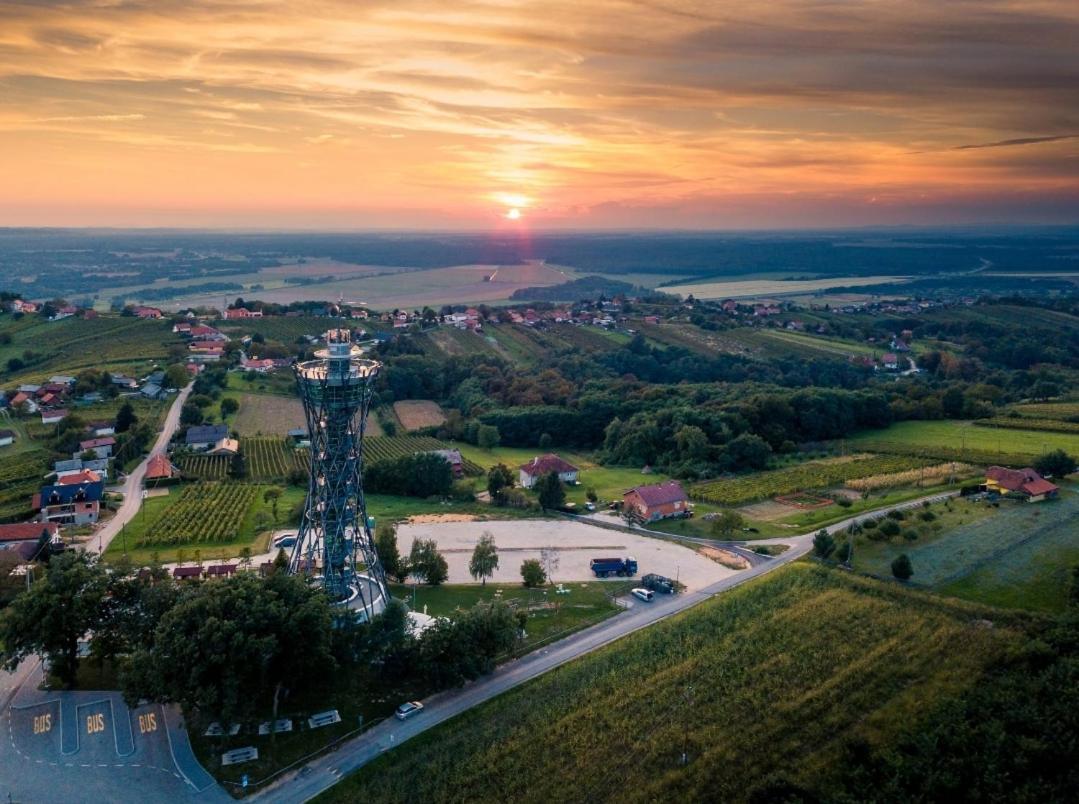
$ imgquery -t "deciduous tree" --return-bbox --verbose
[469,532,499,585]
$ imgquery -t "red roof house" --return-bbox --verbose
[985,466,1059,501]
[0,522,59,544]
[623,481,690,522]
[145,453,179,482]
[519,454,580,489]
[58,469,101,486]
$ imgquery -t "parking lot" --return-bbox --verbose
[396,518,737,590]
[0,661,222,803]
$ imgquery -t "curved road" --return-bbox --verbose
[89,382,193,556]
[254,489,958,803]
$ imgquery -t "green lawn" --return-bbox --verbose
[850,487,1079,613]
[847,419,1079,464]
[388,581,630,651]
[453,444,665,505]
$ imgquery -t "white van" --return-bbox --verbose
[631,588,654,602]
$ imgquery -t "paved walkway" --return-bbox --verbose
[88,382,193,556]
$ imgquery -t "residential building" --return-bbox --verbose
[623,480,690,522]
[428,449,464,478]
[109,373,138,390]
[185,424,230,450]
[985,466,1059,502]
[208,437,240,456]
[54,458,110,482]
[77,436,115,459]
[145,453,179,482]
[881,353,899,370]
[0,522,59,550]
[41,409,69,425]
[134,306,163,319]
[519,454,580,489]
[223,307,263,319]
[33,479,104,525]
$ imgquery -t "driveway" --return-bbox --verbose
[88,382,193,556]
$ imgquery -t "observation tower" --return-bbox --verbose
[291,329,387,620]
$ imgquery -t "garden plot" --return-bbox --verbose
[393,400,447,431]
[233,394,306,436]
[395,518,735,591]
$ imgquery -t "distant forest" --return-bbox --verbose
[1,227,1077,299]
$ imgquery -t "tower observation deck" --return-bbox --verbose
[291,329,387,619]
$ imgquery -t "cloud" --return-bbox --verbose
[953,134,1079,151]
[0,0,1077,226]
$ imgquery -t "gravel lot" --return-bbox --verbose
[397,518,736,590]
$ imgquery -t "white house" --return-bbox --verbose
[518,454,581,489]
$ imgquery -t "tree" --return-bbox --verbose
[469,532,499,585]
[534,470,565,511]
[891,553,914,581]
[374,522,401,580]
[1033,449,1076,478]
[520,558,546,588]
[221,397,240,416]
[538,432,552,449]
[476,424,500,450]
[0,552,108,687]
[262,487,282,523]
[123,573,335,728]
[115,401,138,433]
[272,548,289,574]
[164,364,190,390]
[709,510,744,539]
[409,539,448,587]
[813,529,836,559]
[180,403,203,426]
[486,463,515,504]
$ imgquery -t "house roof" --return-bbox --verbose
[42,409,69,420]
[38,479,104,505]
[79,436,116,449]
[429,449,463,465]
[58,469,101,485]
[0,522,58,543]
[882,352,898,362]
[186,424,229,444]
[986,465,1059,496]
[209,437,240,455]
[625,480,688,507]
[145,453,177,480]
[173,566,202,578]
[519,453,580,476]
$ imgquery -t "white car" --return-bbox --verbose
[631,588,654,602]
[395,701,424,720]
[273,533,297,548]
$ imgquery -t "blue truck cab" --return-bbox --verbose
[589,556,638,578]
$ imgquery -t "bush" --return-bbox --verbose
[902,528,919,542]
[835,497,852,508]
[879,519,901,538]
[887,509,907,521]
[918,510,936,522]
[861,518,878,530]
[891,553,913,580]
[520,558,546,588]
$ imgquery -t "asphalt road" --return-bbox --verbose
[254,490,958,803]
[88,382,193,556]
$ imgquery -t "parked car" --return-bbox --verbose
[584,502,596,512]
[395,701,424,720]
[631,588,654,602]
[273,533,297,548]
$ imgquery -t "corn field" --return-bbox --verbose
[846,462,977,491]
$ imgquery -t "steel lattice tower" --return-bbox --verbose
[291,329,387,620]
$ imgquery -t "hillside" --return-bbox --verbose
[318,565,1078,803]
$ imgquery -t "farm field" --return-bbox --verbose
[976,416,1079,434]
[690,454,932,506]
[175,262,571,310]
[747,328,883,359]
[214,315,338,342]
[660,274,909,300]
[848,420,1079,465]
[1009,401,1079,420]
[317,564,1029,804]
[102,483,305,564]
[0,314,180,385]
[393,400,446,431]
[0,448,50,521]
[366,436,484,475]
[233,393,306,436]
[242,437,307,481]
[852,489,1079,613]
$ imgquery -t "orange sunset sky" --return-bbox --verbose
[1,0,1077,229]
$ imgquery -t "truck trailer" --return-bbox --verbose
[590,556,638,578]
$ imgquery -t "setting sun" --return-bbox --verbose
[506,208,521,220]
